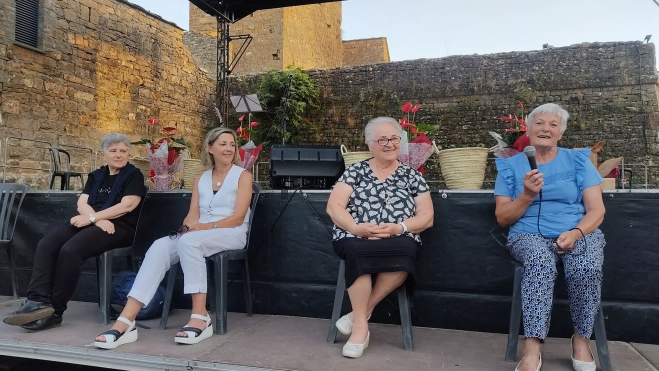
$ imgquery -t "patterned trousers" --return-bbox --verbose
[507,230,605,339]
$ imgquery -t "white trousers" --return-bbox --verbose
[128,225,247,307]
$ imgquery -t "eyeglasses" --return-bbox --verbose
[375,136,401,146]
[169,224,189,239]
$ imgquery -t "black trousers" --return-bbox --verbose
[26,222,134,315]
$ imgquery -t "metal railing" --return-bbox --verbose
[1,136,95,186]
[2,137,53,183]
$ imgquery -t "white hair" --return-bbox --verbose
[364,117,404,144]
[526,103,570,134]
[101,133,130,152]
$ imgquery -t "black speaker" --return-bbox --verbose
[270,145,345,189]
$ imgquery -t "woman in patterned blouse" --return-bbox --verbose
[326,117,434,358]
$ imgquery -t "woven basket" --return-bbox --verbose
[435,144,489,190]
[130,157,151,180]
[341,145,372,167]
[183,159,207,190]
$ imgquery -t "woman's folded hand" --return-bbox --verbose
[352,223,392,240]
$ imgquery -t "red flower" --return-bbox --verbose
[147,118,159,125]
[411,127,418,134]
[149,144,160,153]
[236,127,244,133]
[517,100,524,109]
[148,169,155,182]
[520,125,527,132]
[411,105,421,113]
[499,117,514,123]
[163,126,176,133]
[249,121,259,128]
[157,137,171,144]
[401,102,413,113]
[401,122,415,129]
[239,115,245,121]
[504,128,516,134]
[167,148,177,165]
[399,117,408,125]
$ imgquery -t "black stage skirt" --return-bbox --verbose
[332,236,420,294]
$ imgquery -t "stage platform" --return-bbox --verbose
[0,297,657,371]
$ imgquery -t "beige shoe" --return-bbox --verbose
[335,313,370,336]
[515,352,542,371]
[342,331,370,358]
[571,335,596,371]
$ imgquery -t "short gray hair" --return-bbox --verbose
[526,103,570,134]
[101,133,131,152]
[364,117,404,144]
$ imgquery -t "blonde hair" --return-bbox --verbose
[200,127,241,169]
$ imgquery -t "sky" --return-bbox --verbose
[128,0,659,68]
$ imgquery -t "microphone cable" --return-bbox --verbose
[535,189,588,255]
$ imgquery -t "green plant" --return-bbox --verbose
[256,66,320,144]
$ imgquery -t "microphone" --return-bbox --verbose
[524,145,541,196]
[523,146,537,170]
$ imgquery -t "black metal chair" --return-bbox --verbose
[95,186,148,324]
[159,182,261,335]
[326,260,414,351]
[505,260,613,371]
[49,148,85,190]
[0,183,28,299]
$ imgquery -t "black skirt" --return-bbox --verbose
[332,236,420,294]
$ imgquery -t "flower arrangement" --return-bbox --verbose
[131,118,188,190]
[235,115,262,173]
[397,102,436,174]
[399,102,437,139]
[131,118,188,163]
[490,101,530,158]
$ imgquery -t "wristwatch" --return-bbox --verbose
[211,221,217,229]
[89,214,96,224]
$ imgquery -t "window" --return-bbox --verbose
[15,0,40,48]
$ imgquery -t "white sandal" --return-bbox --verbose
[336,313,371,336]
[175,313,213,345]
[94,316,138,349]
[342,331,370,358]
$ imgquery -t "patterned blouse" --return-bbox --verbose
[332,160,430,243]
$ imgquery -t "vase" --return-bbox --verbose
[436,147,489,190]
[153,174,174,191]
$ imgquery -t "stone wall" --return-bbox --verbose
[230,42,659,188]
[188,2,342,74]
[0,0,215,188]
[342,37,390,67]
[228,9,285,74]
[282,3,342,70]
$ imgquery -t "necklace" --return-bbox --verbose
[373,161,394,205]
[213,167,231,188]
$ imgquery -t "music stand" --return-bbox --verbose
[230,94,264,124]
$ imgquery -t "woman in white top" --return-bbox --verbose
[94,127,253,348]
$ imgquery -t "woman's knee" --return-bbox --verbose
[176,234,202,254]
[144,237,176,262]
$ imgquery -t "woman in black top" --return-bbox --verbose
[2,133,145,331]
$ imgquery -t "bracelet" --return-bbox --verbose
[210,222,217,229]
[399,222,408,234]
[569,227,585,239]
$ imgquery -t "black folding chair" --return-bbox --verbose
[49,148,85,190]
[326,260,414,351]
[95,186,148,324]
[159,183,261,335]
[492,227,613,371]
[0,183,28,299]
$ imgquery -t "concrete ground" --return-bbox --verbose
[0,296,657,371]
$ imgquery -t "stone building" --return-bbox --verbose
[0,0,215,187]
[186,2,390,76]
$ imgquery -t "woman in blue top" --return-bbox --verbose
[494,103,606,371]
